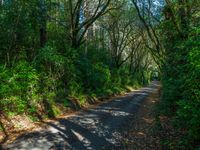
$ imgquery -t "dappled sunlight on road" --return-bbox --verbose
[3,82,160,150]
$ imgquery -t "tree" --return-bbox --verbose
[65,0,112,48]
[103,1,139,68]
[132,0,165,68]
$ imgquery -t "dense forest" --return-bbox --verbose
[0,0,199,149]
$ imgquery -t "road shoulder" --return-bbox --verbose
[121,83,162,149]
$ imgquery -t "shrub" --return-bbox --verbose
[175,33,200,148]
[91,63,111,90]
[0,60,39,115]
[160,28,200,149]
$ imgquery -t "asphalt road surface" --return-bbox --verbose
[2,81,160,150]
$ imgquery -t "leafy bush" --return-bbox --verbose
[0,60,39,114]
[174,33,200,148]
[160,28,200,149]
[111,69,122,88]
[90,63,111,90]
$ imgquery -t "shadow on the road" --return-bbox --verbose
[2,82,160,150]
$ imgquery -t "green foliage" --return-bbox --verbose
[67,80,83,97]
[160,26,200,149]
[38,44,66,68]
[0,0,153,127]
[87,63,111,91]
[174,32,200,148]
[0,60,39,114]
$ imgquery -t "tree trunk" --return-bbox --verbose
[40,27,47,47]
[39,0,47,47]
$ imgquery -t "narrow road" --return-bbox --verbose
[3,82,160,150]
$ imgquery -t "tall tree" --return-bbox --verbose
[132,0,165,67]
[65,0,112,48]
